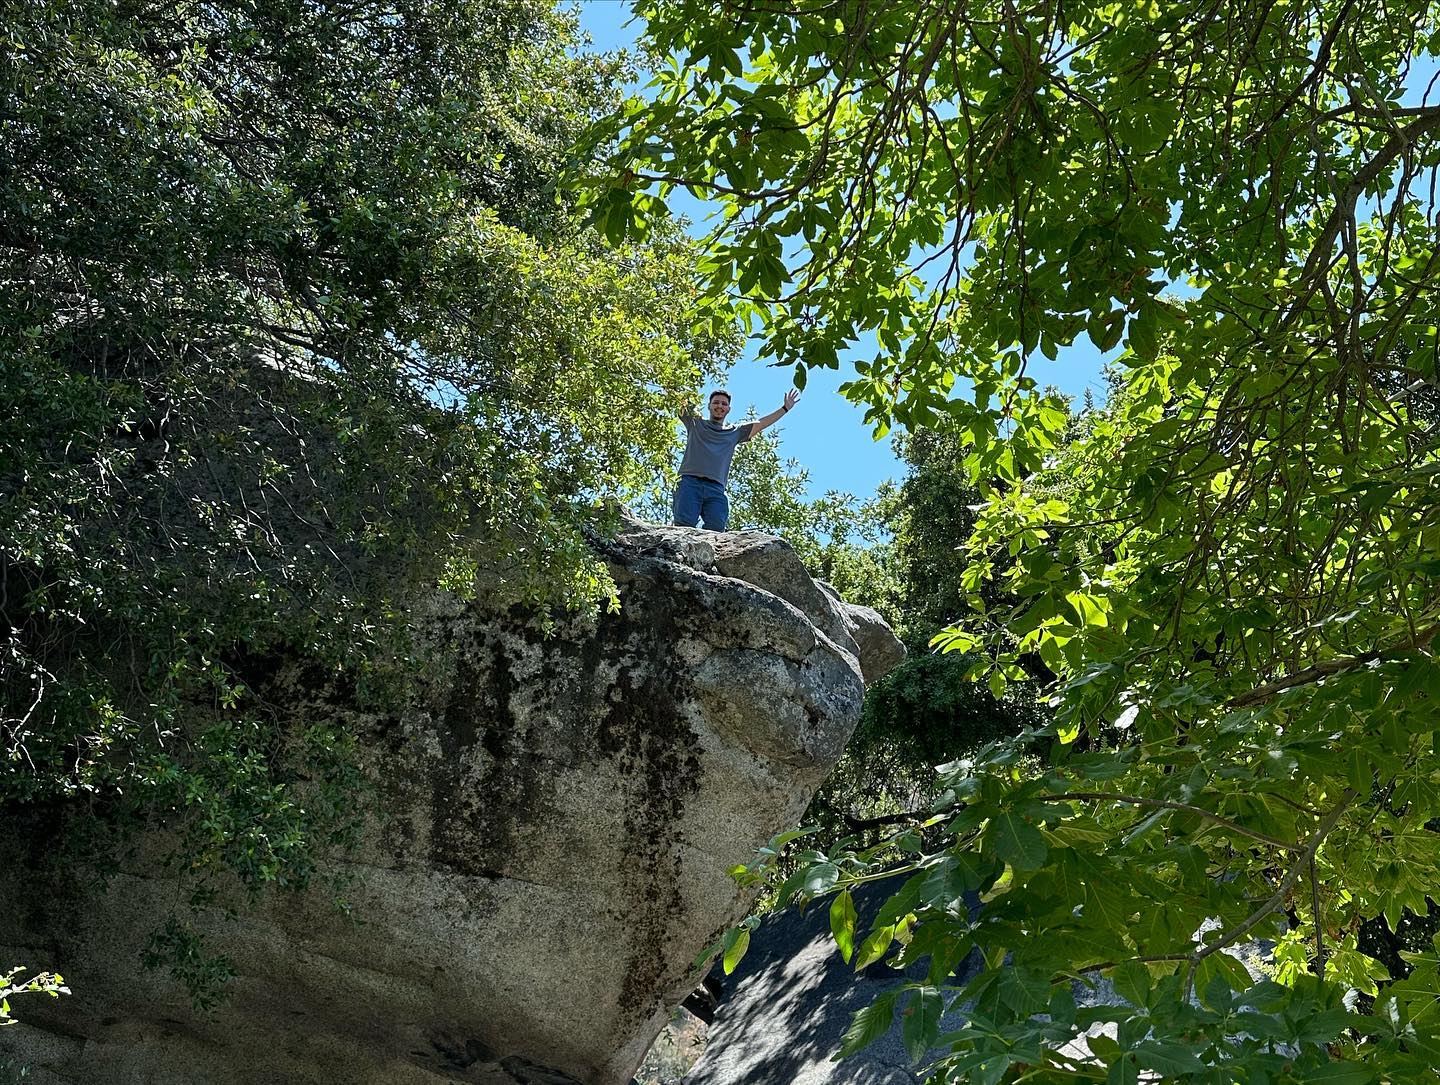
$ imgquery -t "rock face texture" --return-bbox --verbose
[0,518,901,1085]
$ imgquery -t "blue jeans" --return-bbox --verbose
[672,474,729,531]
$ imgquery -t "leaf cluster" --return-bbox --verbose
[615,0,1440,1079]
[0,967,69,1028]
[0,0,735,1001]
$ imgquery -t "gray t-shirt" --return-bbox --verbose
[679,412,755,487]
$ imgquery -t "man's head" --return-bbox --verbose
[707,389,731,422]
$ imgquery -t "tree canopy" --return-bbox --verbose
[598,1,1440,1080]
[0,0,732,998]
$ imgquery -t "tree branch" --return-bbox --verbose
[1186,790,1355,991]
[1047,792,1304,853]
[1226,624,1438,709]
[842,808,927,832]
[1288,108,1440,324]
[1076,954,1195,976]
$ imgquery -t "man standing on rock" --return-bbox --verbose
[674,388,800,531]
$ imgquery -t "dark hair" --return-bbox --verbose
[708,389,731,403]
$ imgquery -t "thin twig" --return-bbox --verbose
[1046,792,1304,853]
[1185,790,1355,993]
[1310,856,1326,975]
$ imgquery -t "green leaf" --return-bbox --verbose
[721,925,751,975]
[1049,985,1078,1026]
[854,924,896,971]
[1348,746,1371,792]
[1195,951,1253,996]
[901,986,943,1062]
[837,991,897,1057]
[1133,1041,1206,1076]
[1095,311,1126,352]
[1111,960,1152,1009]
[1089,1033,1122,1061]
[1106,1052,1140,1085]
[987,811,1048,871]
[692,938,722,972]
[1065,591,1109,628]
[800,861,840,898]
[830,889,857,963]
[995,967,1050,1015]
[1128,303,1160,361]
[919,852,991,905]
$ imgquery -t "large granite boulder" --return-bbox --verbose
[0,518,902,1085]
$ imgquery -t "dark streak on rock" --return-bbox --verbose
[430,636,536,879]
[499,1055,587,1084]
[587,564,705,1032]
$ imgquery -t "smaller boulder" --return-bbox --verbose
[614,519,905,686]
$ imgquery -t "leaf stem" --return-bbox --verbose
[1183,790,1355,994]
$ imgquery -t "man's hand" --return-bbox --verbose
[749,387,801,438]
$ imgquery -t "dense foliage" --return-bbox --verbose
[601,1,1440,1080]
[0,0,732,999]
[809,427,1045,837]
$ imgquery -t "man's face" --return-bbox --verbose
[708,394,731,422]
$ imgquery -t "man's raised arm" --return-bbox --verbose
[747,388,800,438]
